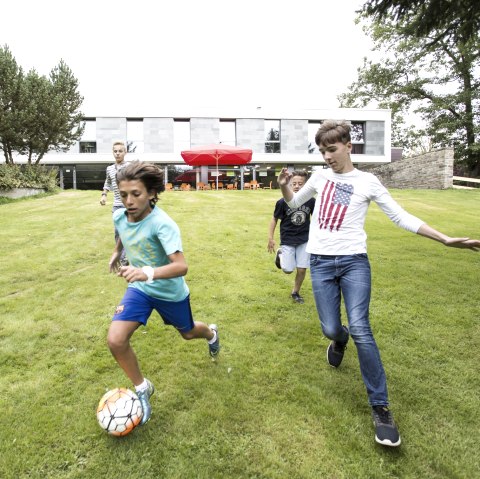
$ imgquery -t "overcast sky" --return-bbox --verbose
[1,0,374,116]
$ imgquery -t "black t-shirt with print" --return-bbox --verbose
[273,197,316,246]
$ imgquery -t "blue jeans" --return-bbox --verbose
[310,253,388,406]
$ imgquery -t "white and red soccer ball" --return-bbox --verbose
[96,388,143,436]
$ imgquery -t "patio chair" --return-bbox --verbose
[263,181,273,189]
[244,182,251,190]
[197,182,205,190]
[165,183,173,190]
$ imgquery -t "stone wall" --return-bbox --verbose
[236,119,265,153]
[281,119,308,153]
[143,118,173,153]
[191,118,219,146]
[0,188,45,198]
[359,148,454,189]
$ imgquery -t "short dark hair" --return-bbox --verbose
[116,161,165,205]
[291,170,308,179]
[315,120,351,147]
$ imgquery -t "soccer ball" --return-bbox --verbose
[96,388,143,436]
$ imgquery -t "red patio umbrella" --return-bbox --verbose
[181,144,252,190]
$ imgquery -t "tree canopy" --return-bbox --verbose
[362,0,480,45]
[0,45,84,164]
[340,4,480,174]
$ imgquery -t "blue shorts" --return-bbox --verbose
[112,288,194,333]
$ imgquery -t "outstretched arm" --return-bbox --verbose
[278,168,293,202]
[417,224,480,251]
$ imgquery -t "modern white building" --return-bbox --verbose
[40,106,392,189]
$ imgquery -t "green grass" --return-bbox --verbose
[1,188,479,479]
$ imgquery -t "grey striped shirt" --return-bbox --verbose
[103,162,128,207]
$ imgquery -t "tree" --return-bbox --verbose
[0,45,84,164]
[0,46,24,164]
[361,0,480,46]
[339,11,480,174]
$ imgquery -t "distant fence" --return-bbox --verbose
[452,176,480,189]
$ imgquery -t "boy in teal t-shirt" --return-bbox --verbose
[108,161,220,426]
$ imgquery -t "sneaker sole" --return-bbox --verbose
[375,434,401,447]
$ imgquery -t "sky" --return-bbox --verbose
[1,0,374,117]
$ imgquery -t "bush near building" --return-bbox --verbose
[0,164,58,191]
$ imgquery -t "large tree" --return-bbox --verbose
[0,45,84,164]
[0,46,23,164]
[339,7,480,174]
[362,0,480,45]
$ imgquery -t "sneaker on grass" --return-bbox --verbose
[275,249,282,269]
[326,325,349,368]
[208,324,220,358]
[372,405,401,447]
[291,292,305,304]
[137,379,155,425]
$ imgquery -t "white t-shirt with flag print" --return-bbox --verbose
[287,168,425,256]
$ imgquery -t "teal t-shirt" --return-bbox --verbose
[113,206,190,302]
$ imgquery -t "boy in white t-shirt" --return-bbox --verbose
[278,120,480,447]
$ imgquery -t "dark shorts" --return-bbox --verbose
[112,288,194,333]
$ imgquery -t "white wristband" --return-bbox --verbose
[141,266,154,283]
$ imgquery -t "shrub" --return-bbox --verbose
[0,164,58,192]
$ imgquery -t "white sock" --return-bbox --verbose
[208,330,217,344]
[135,378,148,393]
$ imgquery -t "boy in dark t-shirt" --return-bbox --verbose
[267,170,315,303]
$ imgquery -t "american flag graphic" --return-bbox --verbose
[318,180,354,231]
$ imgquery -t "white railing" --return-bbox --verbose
[452,176,480,189]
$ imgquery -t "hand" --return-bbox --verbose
[117,266,148,283]
[444,237,480,251]
[277,168,292,187]
[109,250,122,272]
[100,196,106,206]
[267,239,276,253]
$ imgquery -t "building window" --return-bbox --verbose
[308,121,365,154]
[265,120,280,153]
[174,119,191,153]
[80,120,96,153]
[79,141,97,153]
[351,122,365,154]
[219,120,236,145]
[308,121,321,154]
[127,118,144,154]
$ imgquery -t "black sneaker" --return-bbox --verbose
[291,292,304,304]
[326,326,349,368]
[372,405,401,447]
[275,248,282,269]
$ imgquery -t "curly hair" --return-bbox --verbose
[116,161,165,205]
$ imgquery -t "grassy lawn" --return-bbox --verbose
[0,188,479,479]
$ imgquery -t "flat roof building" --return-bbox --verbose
[34,107,392,189]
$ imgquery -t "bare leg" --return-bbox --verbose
[179,321,214,341]
[293,267,307,294]
[107,320,144,386]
